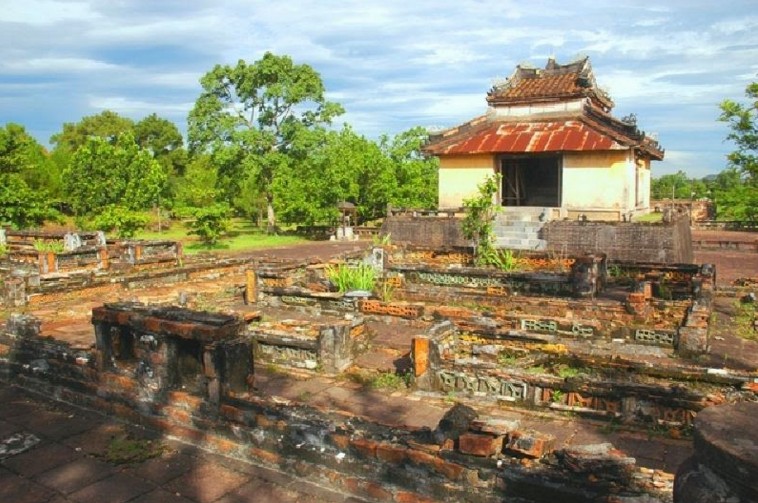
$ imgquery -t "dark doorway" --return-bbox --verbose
[500,155,561,207]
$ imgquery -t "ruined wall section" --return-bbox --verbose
[381,215,467,249]
[541,215,693,263]
[0,312,674,503]
[381,215,693,263]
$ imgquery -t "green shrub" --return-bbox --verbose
[91,206,150,238]
[33,239,65,253]
[187,203,231,246]
[325,263,376,292]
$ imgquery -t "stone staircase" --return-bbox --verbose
[493,207,548,251]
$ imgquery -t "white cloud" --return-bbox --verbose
[0,0,100,26]
[2,57,120,73]
[88,95,193,115]
[1,0,756,175]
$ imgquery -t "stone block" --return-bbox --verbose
[376,443,408,463]
[458,432,503,457]
[350,437,378,458]
[556,443,635,483]
[434,403,478,443]
[412,337,429,377]
[504,431,555,459]
[677,326,708,356]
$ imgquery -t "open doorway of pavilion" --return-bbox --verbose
[499,154,562,207]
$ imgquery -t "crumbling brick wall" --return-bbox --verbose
[380,215,467,248]
[382,215,693,263]
[541,216,693,263]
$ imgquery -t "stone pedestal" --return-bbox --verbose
[674,401,758,502]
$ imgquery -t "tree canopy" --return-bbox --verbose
[188,52,344,231]
[63,132,166,215]
[0,124,60,228]
[718,80,758,220]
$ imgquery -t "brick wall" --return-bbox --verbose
[380,215,467,248]
[1,319,673,503]
[382,215,693,263]
[541,216,693,263]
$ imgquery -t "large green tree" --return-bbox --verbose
[379,126,438,209]
[63,133,166,215]
[188,52,344,231]
[0,123,60,228]
[273,125,390,225]
[650,170,707,200]
[718,80,758,220]
[134,113,188,204]
[51,110,135,152]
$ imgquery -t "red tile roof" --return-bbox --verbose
[425,114,664,160]
[487,57,613,110]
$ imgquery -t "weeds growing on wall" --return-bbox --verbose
[32,239,65,253]
[461,174,515,271]
[325,263,376,292]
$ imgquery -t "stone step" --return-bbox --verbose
[495,232,535,241]
[496,208,548,223]
[493,223,544,234]
[495,238,547,250]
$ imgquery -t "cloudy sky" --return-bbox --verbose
[1,0,757,177]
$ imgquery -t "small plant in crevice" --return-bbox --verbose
[369,371,408,391]
[550,389,565,403]
[461,174,501,267]
[105,434,164,465]
[33,239,65,253]
[734,300,757,341]
[325,263,376,293]
[375,278,396,302]
[497,352,519,367]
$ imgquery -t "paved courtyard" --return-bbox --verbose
[0,383,365,503]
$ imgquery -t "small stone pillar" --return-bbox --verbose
[674,401,758,502]
[5,313,41,338]
[245,270,257,304]
[98,247,109,270]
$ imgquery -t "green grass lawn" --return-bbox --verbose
[633,212,664,223]
[135,218,307,255]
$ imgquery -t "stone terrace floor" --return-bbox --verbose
[0,383,367,503]
[2,234,758,501]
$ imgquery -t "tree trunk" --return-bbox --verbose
[266,193,276,234]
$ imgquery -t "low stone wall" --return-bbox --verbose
[674,401,758,502]
[541,216,693,263]
[380,214,694,263]
[0,255,251,308]
[250,318,367,373]
[411,322,746,427]
[0,310,675,502]
[110,240,183,269]
[380,214,466,248]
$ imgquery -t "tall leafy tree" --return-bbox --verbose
[718,80,758,221]
[0,123,60,228]
[188,52,344,231]
[650,170,706,200]
[63,133,166,215]
[174,154,220,209]
[134,113,188,204]
[380,126,439,209]
[51,110,135,152]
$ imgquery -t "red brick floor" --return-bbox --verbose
[0,384,364,503]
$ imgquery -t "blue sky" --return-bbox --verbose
[1,1,757,178]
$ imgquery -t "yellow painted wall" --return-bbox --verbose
[637,159,651,209]
[438,154,496,208]
[436,149,651,215]
[562,150,635,211]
